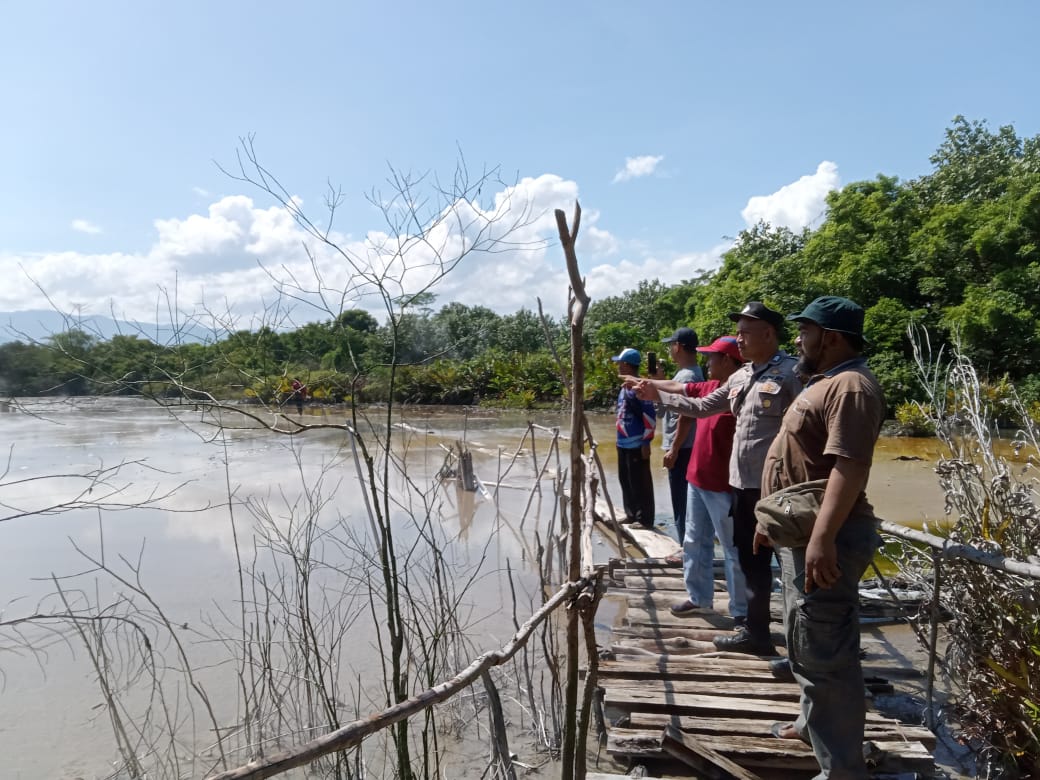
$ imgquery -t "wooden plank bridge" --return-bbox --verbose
[593,552,937,779]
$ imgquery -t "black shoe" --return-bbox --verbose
[733,615,748,629]
[769,657,794,680]
[670,599,712,617]
[713,628,777,656]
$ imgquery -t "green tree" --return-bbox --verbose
[91,334,166,395]
[430,302,501,359]
[492,308,557,353]
[0,341,50,395]
[688,222,806,346]
[46,329,97,395]
[587,279,675,347]
[919,115,1026,204]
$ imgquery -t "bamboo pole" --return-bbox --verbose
[880,520,1040,579]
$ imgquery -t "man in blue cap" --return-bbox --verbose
[612,348,657,528]
[757,295,884,780]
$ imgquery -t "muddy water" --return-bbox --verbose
[0,399,957,778]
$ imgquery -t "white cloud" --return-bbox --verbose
[583,244,728,304]
[0,171,730,331]
[741,161,839,231]
[71,219,102,235]
[613,155,664,183]
[580,225,619,256]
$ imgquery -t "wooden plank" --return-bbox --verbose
[606,727,667,758]
[608,726,933,775]
[599,559,935,777]
[618,575,689,591]
[617,571,728,588]
[611,638,718,656]
[604,680,800,702]
[662,725,763,780]
[624,711,911,732]
[600,656,780,675]
[601,522,680,559]
[598,659,798,683]
[612,557,683,571]
[624,607,745,632]
[609,624,746,641]
[626,712,936,748]
[625,595,735,615]
[696,735,934,773]
[604,687,802,719]
[613,632,722,648]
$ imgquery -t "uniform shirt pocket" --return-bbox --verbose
[755,380,784,415]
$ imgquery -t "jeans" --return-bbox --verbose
[780,518,881,779]
[684,485,747,616]
[668,448,693,541]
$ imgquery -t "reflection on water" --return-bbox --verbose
[0,398,977,776]
[0,399,577,778]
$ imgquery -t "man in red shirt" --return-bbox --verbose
[671,336,747,619]
[630,336,748,620]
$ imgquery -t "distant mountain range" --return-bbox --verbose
[0,310,212,345]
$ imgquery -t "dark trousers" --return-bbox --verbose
[617,446,655,528]
[668,447,693,541]
[731,487,777,642]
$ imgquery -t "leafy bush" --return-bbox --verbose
[893,401,936,436]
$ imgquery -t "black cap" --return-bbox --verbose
[661,327,698,350]
[728,301,785,331]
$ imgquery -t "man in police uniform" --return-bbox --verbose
[757,296,884,779]
[628,301,802,654]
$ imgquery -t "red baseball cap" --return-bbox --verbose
[696,336,742,362]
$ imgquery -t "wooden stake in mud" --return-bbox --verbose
[555,202,597,780]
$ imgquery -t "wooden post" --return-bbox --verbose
[458,447,478,492]
[556,202,590,780]
[481,670,517,780]
[925,551,942,729]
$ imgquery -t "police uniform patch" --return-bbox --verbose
[758,381,781,394]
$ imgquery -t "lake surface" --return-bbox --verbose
[0,397,958,778]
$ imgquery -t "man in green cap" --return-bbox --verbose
[757,295,884,780]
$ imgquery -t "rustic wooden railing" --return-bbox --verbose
[878,520,1040,727]
[207,571,602,780]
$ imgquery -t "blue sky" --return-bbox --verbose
[1,1,1037,333]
